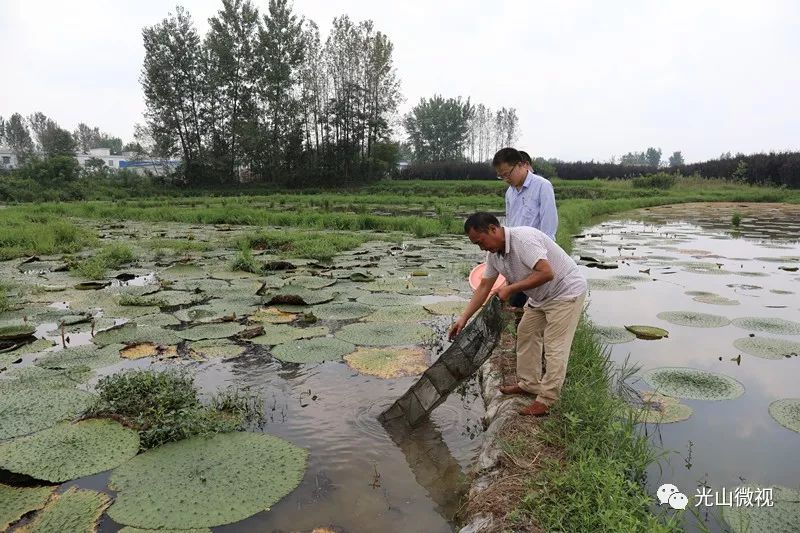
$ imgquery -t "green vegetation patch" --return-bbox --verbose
[733,337,800,360]
[311,302,374,321]
[624,325,669,340]
[768,398,800,434]
[592,325,636,344]
[642,367,744,400]
[656,310,731,328]
[250,324,329,346]
[625,392,693,424]
[20,486,110,533]
[177,322,249,341]
[344,347,428,378]
[335,322,432,347]
[108,432,308,529]
[587,278,635,291]
[423,300,467,316]
[731,316,800,335]
[0,484,55,531]
[0,419,139,483]
[356,293,419,307]
[271,337,355,363]
[723,485,800,533]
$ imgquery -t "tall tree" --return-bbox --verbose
[4,114,35,163]
[404,95,473,162]
[27,112,75,156]
[668,150,684,167]
[645,147,662,167]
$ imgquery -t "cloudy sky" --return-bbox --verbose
[1,0,797,162]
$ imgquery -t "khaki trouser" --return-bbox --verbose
[515,292,586,407]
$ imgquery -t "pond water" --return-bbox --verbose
[574,203,800,532]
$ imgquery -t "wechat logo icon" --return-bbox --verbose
[657,483,688,510]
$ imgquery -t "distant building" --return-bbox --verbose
[0,145,181,176]
[397,160,410,172]
[75,147,127,169]
[0,146,18,169]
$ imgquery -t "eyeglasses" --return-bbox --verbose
[496,164,517,180]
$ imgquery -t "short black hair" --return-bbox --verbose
[518,150,533,166]
[464,212,500,234]
[492,147,522,167]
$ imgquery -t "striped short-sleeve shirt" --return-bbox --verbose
[483,226,586,307]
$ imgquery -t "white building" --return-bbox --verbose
[0,146,18,170]
[0,145,180,176]
[75,147,128,169]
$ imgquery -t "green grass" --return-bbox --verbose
[0,282,11,312]
[0,210,95,260]
[238,229,402,262]
[230,245,260,274]
[73,243,135,279]
[142,238,215,253]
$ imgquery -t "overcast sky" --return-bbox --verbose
[1,0,798,163]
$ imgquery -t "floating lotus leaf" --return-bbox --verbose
[271,337,355,363]
[249,307,297,324]
[108,432,308,529]
[0,387,93,440]
[35,344,124,370]
[656,311,731,328]
[120,343,180,360]
[735,271,769,277]
[0,365,93,390]
[0,323,36,341]
[1,338,55,361]
[154,291,207,308]
[250,324,329,346]
[312,302,374,321]
[624,325,669,340]
[593,326,636,344]
[611,274,650,283]
[642,367,744,400]
[160,264,207,279]
[74,281,111,290]
[779,265,799,272]
[119,528,211,533]
[0,484,55,531]
[625,392,693,424]
[587,278,635,291]
[118,294,168,307]
[769,398,800,433]
[349,272,374,282]
[693,293,740,306]
[136,313,182,328]
[344,347,428,378]
[361,279,413,293]
[423,301,467,316]
[177,322,248,341]
[168,278,229,293]
[262,286,335,306]
[362,305,432,323]
[92,323,183,347]
[0,419,139,482]
[733,337,800,360]
[335,322,432,347]
[20,487,110,533]
[771,289,794,295]
[190,339,245,360]
[356,293,418,307]
[283,275,337,289]
[731,317,800,335]
[722,485,800,533]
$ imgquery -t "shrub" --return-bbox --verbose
[631,172,677,189]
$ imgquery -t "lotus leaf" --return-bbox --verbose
[168,278,230,293]
[733,337,800,360]
[731,317,800,335]
[642,367,744,400]
[272,337,355,363]
[250,324,329,346]
[624,325,669,340]
[335,322,432,347]
[625,392,693,424]
[19,487,110,533]
[722,485,800,533]
[771,289,794,295]
[592,326,636,344]
[262,286,335,306]
[344,347,428,378]
[356,293,418,307]
[423,301,467,316]
[1,338,55,361]
[74,281,112,290]
[136,313,182,328]
[0,484,55,531]
[0,365,93,390]
[119,528,211,533]
[0,419,139,482]
[92,323,184,347]
[362,305,432,323]
[249,307,297,324]
[769,398,800,433]
[35,344,124,370]
[656,311,731,328]
[120,343,180,360]
[693,293,740,306]
[283,275,337,289]
[160,264,207,279]
[0,386,94,441]
[177,322,248,341]
[108,432,308,529]
[361,279,412,293]
[0,323,36,341]
[587,278,635,291]
[190,339,245,360]
[153,291,207,308]
[349,272,374,282]
[312,302,374,321]
[611,274,650,283]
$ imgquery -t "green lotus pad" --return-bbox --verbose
[423,301,467,316]
[311,302,374,321]
[0,386,94,441]
[361,279,414,293]
[190,339,246,360]
[177,322,248,341]
[335,322,433,347]
[92,323,184,347]
[119,528,211,533]
[733,337,800,360]
[692,293,740,306]
[0,365,93,391]
[1,338,55,361]
[250,325,329,346]
[283,275,337,289]
[361,305,432,323]
[625,392,693,424]
[0,419,139,483]
[249,307,297,324]
[722,485,800,533]
[624,325,669,340]
[0,323,36,341]
[271,337,355,363]
[35,344,124,370]
[656,311,731,328]
[592,325,636,344]
[731,317,800,335]
[0,484,55,531]
[587,278,635,291]
[356,293,419,307]
[769,398,800,433]
[136,313,182,328]
[344,347,428,378]
[261,286,335,306]
[642,367,744,400]
[20,486,110,533]
[108,432,308,529]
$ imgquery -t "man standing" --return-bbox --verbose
[495,147,557,240]
[449,212,586,416]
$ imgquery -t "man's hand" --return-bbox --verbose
[448,316,468,341]
[490,284,514,302]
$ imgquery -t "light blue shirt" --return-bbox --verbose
[505,171,558,240]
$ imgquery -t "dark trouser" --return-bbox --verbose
[509,292,528,308]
